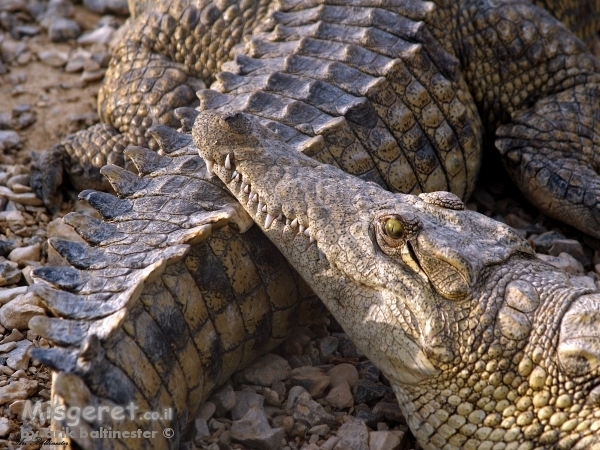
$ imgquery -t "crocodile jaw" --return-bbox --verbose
[192,111,526,379]
[193,111,600,448]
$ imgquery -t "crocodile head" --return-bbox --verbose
[193,111,600,449]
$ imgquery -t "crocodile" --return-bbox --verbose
[193,109,600,450]
[21,0,600,448]
[30,0,600,241]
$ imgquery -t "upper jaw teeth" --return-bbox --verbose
[203,153,319,246]
[205,159,214,175]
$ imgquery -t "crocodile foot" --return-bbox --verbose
[496,84,600,239]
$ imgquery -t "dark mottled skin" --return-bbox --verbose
[31,0,600,240]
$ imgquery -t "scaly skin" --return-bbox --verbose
[31,0,600,240]
[194,110,600,450]
[29,127,322,449]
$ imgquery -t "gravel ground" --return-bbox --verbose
[2,2,600,450]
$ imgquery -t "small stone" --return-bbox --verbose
[0,417,18,438]
[10,183,31,194]
[271,415,294,434]
[263,387,280,407]
[353,404,383,428]
[308,424,329,436]
[356,361,380,382]
[193,418,210,445]
[230,405,285,450]
[529,231,566,254]
[503,213,531,230]
[338,338,364,359]
[0,292,47,330]
[372,403,405,423]
[317,336,338,360]
[233,353,291,387]
[537,253,584,275]
[0,378,37,405]
[0,113,12,130]
[0,241,16,259]
[0,342,16,353]
[0,187,43,206]
[289,366,330,399]
[37,49,68,67]
[14,25,40,37]
[325,380,353,409]
[77,25,116,45]
[8,243,40,265]
[0,261,20,287]
[286,354,313,368]
[48,17,81,42]
[208,383,236,417]
[0,286,27,305]
[327,363,359,388]
[333,419,369,450]
[271,380,286,400]
[81,69,106,82]
[290,421,308,438]
[322,436,341,450]
[368,431,404,450]
[196,401,216,421]
[11,369,27,378]
[287,388,334,427]
[82,0,129,15]
[353,379,391,404]
[0,131,21,151]
[232,390,265,421]
[548,239,589,266]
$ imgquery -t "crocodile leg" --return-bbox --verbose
[453,0,600,239]
[30,0,271,212]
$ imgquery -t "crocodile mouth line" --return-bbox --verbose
[401,240,428,281]
[202,153,325,255]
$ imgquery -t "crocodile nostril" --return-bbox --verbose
[558,293,600,377]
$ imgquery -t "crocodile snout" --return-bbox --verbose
[558,293,600,380]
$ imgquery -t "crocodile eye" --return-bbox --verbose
[384,217,405,239]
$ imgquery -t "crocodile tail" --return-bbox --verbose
[29,120,322,449]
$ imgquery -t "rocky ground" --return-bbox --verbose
[1,1,600,450]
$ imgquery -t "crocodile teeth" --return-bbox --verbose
[290,218,298,228]
[299,224,305,233]
[251,193,258,202]
[244,184,250,194]
[309,236,315,243]
[303,227,311,237]
[261,205,268,213]
[225,154,232,170]
[278,214,283,221]
[205,159,214,175]
[235,173,241,182]
[265,214,275,229]
[231,170,238,180]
